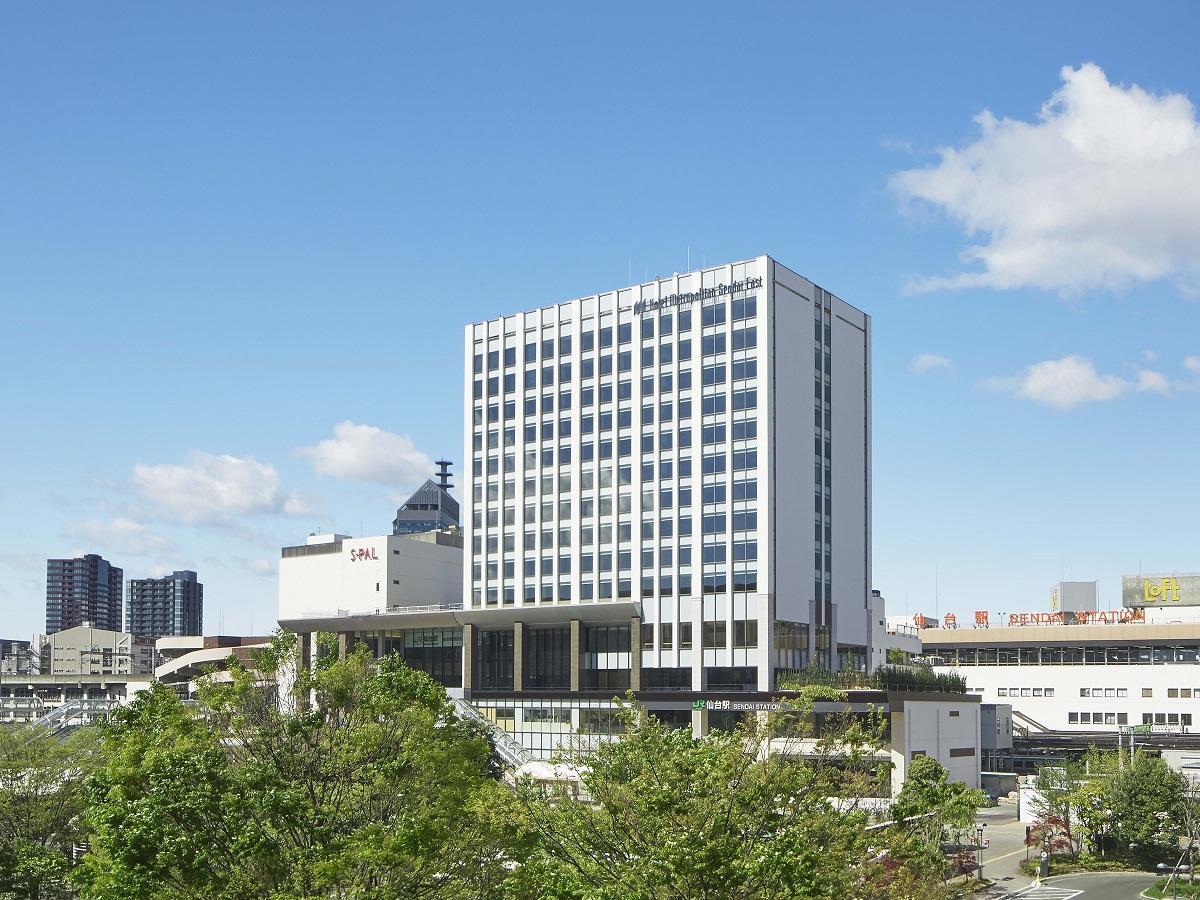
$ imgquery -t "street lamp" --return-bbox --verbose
[976,823,987,881]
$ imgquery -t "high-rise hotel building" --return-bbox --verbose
[463,255,871,692]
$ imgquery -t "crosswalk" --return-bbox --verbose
[1006,887,1084,900]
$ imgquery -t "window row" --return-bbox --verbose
[477,299,758,369]
[472,572,759,604]
[931,645,1200,666]
[995,687,1057,698]
[474,300,759,377]
[641,619,758,650]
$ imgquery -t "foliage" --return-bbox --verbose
[73,636,521,899]
[1017,855,1134,877]
[776,663,967,694]
[1026,751,1188,870]
[1028,764,1084,856]
[871,666,967,694]
[886,647,910,666]
[1105,753,1186,867]
[506,696,950,900]
[891,756,987,867]
[0,725,101,899]
[1146,876,1200,899]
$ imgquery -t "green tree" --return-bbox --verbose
[507,698,946,900]
[0,724,100,899]
[1028,763,1084,856]
[1106,753,1186,867]
[74,635,521,899]
[890,756,987,871]
[886,647,909,666]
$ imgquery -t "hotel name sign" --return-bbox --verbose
[1122,574,1200,608]
[633,276,763,315]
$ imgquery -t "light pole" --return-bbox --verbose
[976,823,986,881]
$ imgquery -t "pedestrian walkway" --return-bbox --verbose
[1003,887,1084,900]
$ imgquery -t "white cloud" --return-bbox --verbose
[296,422,432,488]
[908,353,953,374]
[893,63,1200,297]
[1184,356,1200,375]
[63,517,177,557]
[1142,350,1159,363]
[240,558,276,577]
[983,355,1131,410]
[132,452,311,526]
[1135,368,1170,395]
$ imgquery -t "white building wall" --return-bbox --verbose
[891,699,981,795]
[278,534,461,621]
[829,296,871,658]
[933,663,1200,733]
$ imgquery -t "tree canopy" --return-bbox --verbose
[0,724,100,899]
[73,636,519,899]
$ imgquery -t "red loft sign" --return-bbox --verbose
[349,547,378,562]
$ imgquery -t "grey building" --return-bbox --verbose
[38,625,156,676]
[126,570,204,639]
[45,554,123,634]
[393,462,460,535]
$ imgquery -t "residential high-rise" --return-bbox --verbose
[462,255,872,691]
[45,554,123,634]
[126,570,203,639]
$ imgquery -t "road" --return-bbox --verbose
[1000,872,1156,899]
[976,804,1035,893]
[972,807,1156,899]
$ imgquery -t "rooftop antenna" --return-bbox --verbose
[435,460,454,491]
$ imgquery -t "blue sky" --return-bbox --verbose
[2,3,1199,638]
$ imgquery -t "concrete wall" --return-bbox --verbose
[890,698,981,795]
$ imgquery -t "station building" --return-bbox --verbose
[922,573,1200,743]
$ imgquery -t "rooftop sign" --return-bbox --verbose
[969,609,1145,627]
[1123,574,1200,608]
[633,276,763,315]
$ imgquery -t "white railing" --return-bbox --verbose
[297,603,464,620]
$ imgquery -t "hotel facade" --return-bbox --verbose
[462,254,872,693]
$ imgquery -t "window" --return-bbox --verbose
[732,295,756,320]
[733,620,758,648]
[702,621,727,649]
[733,388,757,411]
[679,622,693,649]
[732,326,756,350]
[702,304,726,327]
[1142,688,1153,698]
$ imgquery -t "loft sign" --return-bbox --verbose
[349,547,378,562]
[633,276,763,315]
